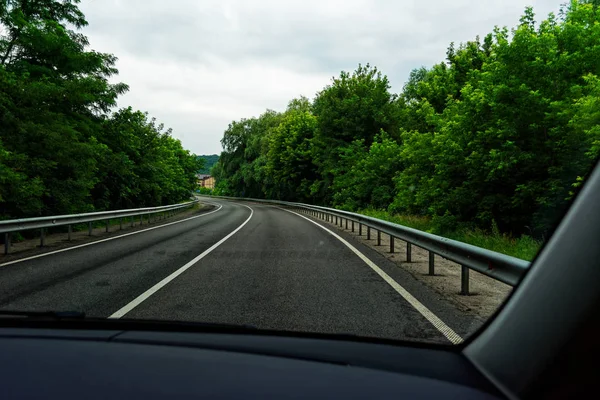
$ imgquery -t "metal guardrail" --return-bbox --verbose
[0,199,200,255]
[209,196,531,295]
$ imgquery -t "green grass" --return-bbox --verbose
[358,209,542,261]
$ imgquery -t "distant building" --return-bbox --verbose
[197,174,215,189]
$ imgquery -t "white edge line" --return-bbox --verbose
[0,202,224,268]
[109,204,254,319]
[281,208,464,345]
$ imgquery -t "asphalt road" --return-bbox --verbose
[0,199,479,344]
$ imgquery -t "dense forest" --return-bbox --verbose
[0,0,201,220]
[214,0,600,238]
[197,154,219,174]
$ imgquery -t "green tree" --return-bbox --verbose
[394,1,600,234]
[215,0,600,239]
[266,100,318,201]
[197,154,217,174]
[0,0,201,220]
[311,64,399,203]
[332,131,403,211]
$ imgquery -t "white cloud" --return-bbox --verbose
[79,0,560,154]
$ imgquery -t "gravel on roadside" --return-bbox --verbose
[305,212,513,322]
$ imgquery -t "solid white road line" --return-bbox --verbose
[109,204,254,319]
[283,208,464,345]
[0,202,224,268]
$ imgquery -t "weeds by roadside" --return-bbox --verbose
[358,209,542,261]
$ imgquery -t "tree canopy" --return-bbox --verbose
[214,0,600,237]
[197,154,219,174]
[0,0,201,219]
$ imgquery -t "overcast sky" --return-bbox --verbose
[79,0,559,155]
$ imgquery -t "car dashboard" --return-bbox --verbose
[0,326,502,399]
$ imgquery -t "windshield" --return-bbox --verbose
[0,0,598,346]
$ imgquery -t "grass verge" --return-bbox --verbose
[358,209,542,261]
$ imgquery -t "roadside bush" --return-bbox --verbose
[197,187,213,195]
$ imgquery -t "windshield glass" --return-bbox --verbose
[0,0,598,346]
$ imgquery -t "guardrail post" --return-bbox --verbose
[140,215,143,225]
[40,228,45,247]
[68,225,72,241]
[4,233,10,255]
[88,222,92,236]
[345,219,348,229]
[105,220,109,233]
[377,230,381,246]
[407,243,412,262]
[461,266,470,295]
[119,218,123,230]
[390,236,395,253]
[429,252,435,275]
[359,223,362,236]
[367,226,371,240]
[131,216,134,227]
[352,221,354,232]
[335,216,338,225]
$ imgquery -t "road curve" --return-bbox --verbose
[0,199,478,343]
